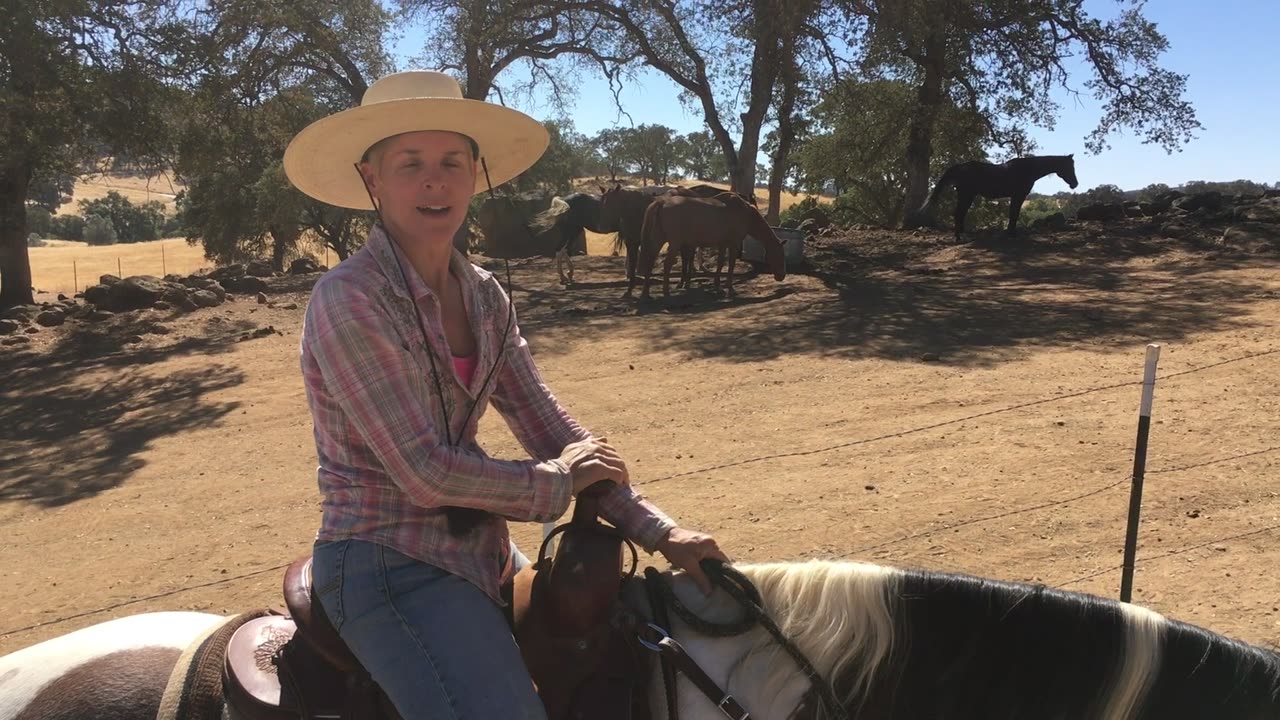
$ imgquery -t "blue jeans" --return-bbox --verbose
[311,538,545,719]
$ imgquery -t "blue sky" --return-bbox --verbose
[389,1,1279,192]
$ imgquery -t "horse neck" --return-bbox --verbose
[1024,155,1068,180]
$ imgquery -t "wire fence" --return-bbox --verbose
[2,342,1277,642]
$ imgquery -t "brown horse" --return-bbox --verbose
[630,192,787,299]
[600,183,758,286]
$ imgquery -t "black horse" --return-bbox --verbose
[527,192,607,285]
[919,154,1079,240]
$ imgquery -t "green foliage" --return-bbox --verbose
[28,233,46,248]
[793,78,988,227]
[28,172,76,213]
[510,120,592,194]
[77,191,166,244]
[83,215,119,246]
[675,130,729,183]
[49,215,86,241]
[778,196,821,227]
[25,206,53,238]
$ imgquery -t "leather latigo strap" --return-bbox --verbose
[657,636,750,720]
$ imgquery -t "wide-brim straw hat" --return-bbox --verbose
[283,70,550,210]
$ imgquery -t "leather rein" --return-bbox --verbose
[635,557,849,720]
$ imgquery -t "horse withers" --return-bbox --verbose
[918,154,1079,240]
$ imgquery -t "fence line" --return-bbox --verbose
[640,344,1277,487]
[3,345,1277,641]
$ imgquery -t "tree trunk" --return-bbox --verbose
[731,0,784,196]
[901,27,947,229]
[767,58,800,224]
[268,224,301,272]
[0,161,35,309]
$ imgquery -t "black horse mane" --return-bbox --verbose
[825,567,1280,719]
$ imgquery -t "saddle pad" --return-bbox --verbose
[156,609,273,720]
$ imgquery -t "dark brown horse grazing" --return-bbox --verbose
[5,561,1280,719]
[919,154,1079,240]
[631,192,786,299]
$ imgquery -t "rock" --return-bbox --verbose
[87,309,115,322]
[1219,223,1280,253]
[35,309,66,327]
[203,281,227,302]
[921,352,941,362]
[246,259,275,277]
[177,295,200,313]
[223,275,269,294]
[1174,191,1224,213]
[2,335,32,347]
[153,300,173,311]
[81,281,112,307]
[0,319,20,335]
[1235,198,1280,223]
[191,289,223,308]
[289,257,325,275]
[225,293,236,302]
[1031,212,1068,230]
[164,274,186,284]
[25,326,39,334]
[1,305,39,322]
[1123,203,1145,218]
[99,274,121,286]
[257,292,269,305]
[57,293,69,301]
[280,302,299,310]
[209,264,246,281]
[1075,203,1127,222]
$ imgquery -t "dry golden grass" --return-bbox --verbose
[61,173,184,215]
[29,237,211,295]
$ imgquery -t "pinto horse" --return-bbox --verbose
[527,192,605,285]
[4,560,1279,719]
[919,154,1079,240]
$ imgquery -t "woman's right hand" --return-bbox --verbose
[559,437,630,495]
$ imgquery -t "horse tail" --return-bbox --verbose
[527,196,571,235]
[640,200,665,273]
[920,165,960,213]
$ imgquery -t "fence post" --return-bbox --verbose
[162,241,166,276]
[74,261,78,294]
[1120,343,1162,603]
[117,257,122,279]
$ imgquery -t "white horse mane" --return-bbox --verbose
[731,561,898,716]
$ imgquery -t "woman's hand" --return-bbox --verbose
[655,526,730,596]
[559,437,630,495]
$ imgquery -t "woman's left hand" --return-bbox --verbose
[655,526,730,596]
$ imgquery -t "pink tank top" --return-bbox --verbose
[452,353,477,387]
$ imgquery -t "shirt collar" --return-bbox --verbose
[368,223,482,302]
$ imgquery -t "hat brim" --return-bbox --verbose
[283,98,550,210]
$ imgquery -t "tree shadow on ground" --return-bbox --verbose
[484,226,1280,367]
[0,312,252,507]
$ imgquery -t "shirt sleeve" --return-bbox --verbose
[484,278,678,552]
[304,275,572,523]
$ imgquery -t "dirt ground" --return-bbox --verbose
[3,220,1279,657]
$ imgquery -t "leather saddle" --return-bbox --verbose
[222,483,649,720]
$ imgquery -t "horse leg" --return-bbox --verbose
[725,247,737,297]
[1008,191,1028,237]
[662,245,680,297]
[954,192,975,241]
[713,247,727,293]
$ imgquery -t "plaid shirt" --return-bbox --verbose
[300,224,675,604]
